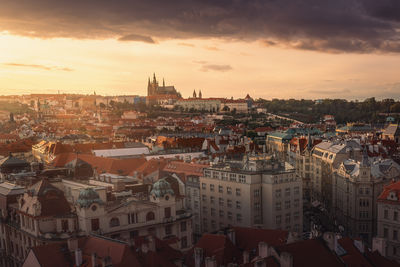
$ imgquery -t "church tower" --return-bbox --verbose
[193,89,197,98]
[199,90,202,99]
[147,73,159,96]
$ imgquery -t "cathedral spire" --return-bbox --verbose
[199,90,202,99]
[193,89,197,98]
[163,78,165,88]
[153,73,156,84]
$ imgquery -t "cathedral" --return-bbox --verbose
[147,73,180,97]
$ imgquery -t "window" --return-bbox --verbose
[219,198,224,206]
[203,206,208,214]
[285,213,291,223]
[255,202,260,210]
[219,185,223,193]
[294,212,299,220]
[236,188,241,196]
[294,187,300,195]
[219,210,224,218]
[229,173,237,182]
[211,208,216,216]
[210,184,215,192]
[202,195,207,202]
[285,200,291,209]
[146,212,155,221]
[181,221,187,232]
[181,236,188,248]
[194,200,199,209]
[110,217,120,227]
[254,189,260,197]
[276,215,282,225]
[394,230,398,241]
[384,228,388,238]
[165,207,171,218]
[237,214,242,222]
[130,230,139,239]
[384,210,389,219]
[128,213,138,224]
[61,219,68,232]
[236,201,241,209]
[227,187,232,195]
[227,199,232,208]
[165,225,172,235]
[228,212,233,220]
[210,196,215,204]
[276,202,281,211]
[285,188,290,197]
[239,175,246,183]
[395,212,398,221]
[202,183,206,190]
[275,189,281,198]
[294,199,300,207]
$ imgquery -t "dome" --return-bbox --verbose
[77,188,103,208]
[150,179,174,198]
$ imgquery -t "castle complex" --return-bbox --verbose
[147,73,180,97]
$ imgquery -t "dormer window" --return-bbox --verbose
[388,191,398,201]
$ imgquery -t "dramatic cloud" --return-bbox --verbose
[4,63,73,71]
[200,64,233,72]
[118,34,156,43]
[1,0,400,53]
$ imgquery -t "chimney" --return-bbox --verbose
[280,252,293,267]
[91,253,97,267]
[322,232,337,251]
[102,256,112,267]
[258,242,269,258]
[243,251,250,264]
[194,247,203,267]
[227,229,236,245]
[75,249,82,267]
[372,237,387,257]
[205,256,217,267]
[67,238,79,252]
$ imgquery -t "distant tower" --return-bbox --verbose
[163,78,165,88]
[193,90,197,98]
[147,74,159,96]
[9,112,14,123]
[199,90,202,99]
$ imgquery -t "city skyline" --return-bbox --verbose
[1,1,400,99]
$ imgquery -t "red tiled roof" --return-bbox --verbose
[233,227,289,251]
[52,153,146,176]
[276,239,343,267]
[378,180,400,203]
[185,234,242,266]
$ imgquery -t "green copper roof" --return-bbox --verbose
[150,178,174,198]
[77,188,103,208]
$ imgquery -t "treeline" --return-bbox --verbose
[257,98,400,124]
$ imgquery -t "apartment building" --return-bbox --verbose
[333,152,400,245]
[377,180,400,261]
[200,155,303,234]
[310,140,362,211]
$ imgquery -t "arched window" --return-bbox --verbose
[110,217,120,227]
[146,212,155,222]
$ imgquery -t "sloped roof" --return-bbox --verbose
[275,238,343,267]
[185,234,242,266]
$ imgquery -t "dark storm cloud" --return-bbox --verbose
[118,34,156,43]
[1,0,400,53]
[4,63,73,71]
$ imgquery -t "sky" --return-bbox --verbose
[0,0,400,100]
